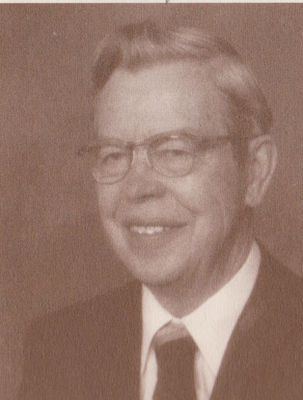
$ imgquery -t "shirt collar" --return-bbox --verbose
[141,241,260,375]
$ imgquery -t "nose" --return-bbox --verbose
[122,146,166,203]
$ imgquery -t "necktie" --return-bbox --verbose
[153,322,197,400]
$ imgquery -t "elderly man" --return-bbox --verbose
[19,21,303,400]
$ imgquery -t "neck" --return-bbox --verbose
[148,213,254,317]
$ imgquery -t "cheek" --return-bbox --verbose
[172,161,242,231]
[95,185,120,219]
[96,187,123,247]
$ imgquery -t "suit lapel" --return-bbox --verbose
[210,250,282,400]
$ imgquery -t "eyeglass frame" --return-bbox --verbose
[78,129,260,184]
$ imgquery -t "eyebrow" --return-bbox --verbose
[95,127,215,143]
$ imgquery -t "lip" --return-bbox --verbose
[121,215,188,229]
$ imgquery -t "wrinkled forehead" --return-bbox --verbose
[94,61,230,141]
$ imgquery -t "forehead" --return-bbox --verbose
[94,61,229,140]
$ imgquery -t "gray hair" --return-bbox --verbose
[93,20,272,139]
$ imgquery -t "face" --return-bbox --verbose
[94,62,249,293]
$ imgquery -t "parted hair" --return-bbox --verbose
[92,20,272,138]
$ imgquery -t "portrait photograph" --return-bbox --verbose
[1,4,303,400]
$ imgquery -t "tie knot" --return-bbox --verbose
[154,321,192,348]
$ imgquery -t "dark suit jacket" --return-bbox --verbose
[19,250,303,400]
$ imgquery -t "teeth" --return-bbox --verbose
[130,226,169,235]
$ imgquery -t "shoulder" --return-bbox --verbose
[236,244,303,349]
[247,245,303,345]
[258,246,303,307]
[19,282,142,399]
[23,280,142,355]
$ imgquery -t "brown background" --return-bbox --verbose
[1,4,303,399]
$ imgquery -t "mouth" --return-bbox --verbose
[129,225,172,235]
[116,217,190,256]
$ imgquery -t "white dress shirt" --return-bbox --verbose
[140,242,261,400]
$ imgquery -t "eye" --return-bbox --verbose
[155,138,193,153]
[150,138,194,175]
[160,149,192,161]
[153,138,194,162]
[98,147,128,166]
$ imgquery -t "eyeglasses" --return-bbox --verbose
[78,130,253,184]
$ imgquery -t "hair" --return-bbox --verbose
[92,20,272,142]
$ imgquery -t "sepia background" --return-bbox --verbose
[1,4,303,399]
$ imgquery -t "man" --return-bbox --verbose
[19,21,303,400]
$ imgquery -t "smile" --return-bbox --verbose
[129,226,171,235]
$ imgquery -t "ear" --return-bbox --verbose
[244,134,277,207]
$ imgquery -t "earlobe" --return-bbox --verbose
[244,135,277,207]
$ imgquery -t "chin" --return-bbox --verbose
[123,259,187,289]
